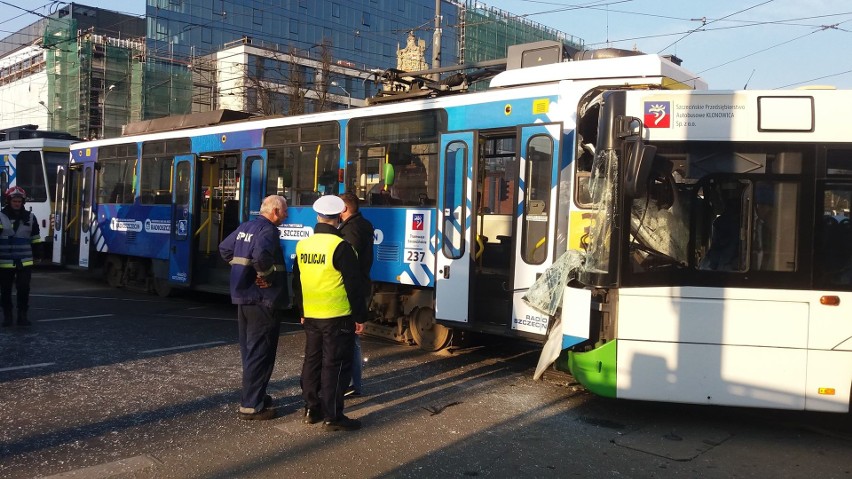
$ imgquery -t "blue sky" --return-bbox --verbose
[2,1,850,90]
[486,0,852,90]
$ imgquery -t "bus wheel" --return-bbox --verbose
[105,256,123,288]
[409,306,452,352]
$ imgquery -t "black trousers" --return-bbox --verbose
[301,316,355,422]
[0,267,31,313]
[237,304,281,411]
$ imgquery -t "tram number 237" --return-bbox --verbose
[406,250,426,263]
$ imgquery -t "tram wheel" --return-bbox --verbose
[409,307,452,352]
[105,256,123,288]
[152,278,172,298]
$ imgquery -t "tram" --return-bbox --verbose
[52,42,705,351]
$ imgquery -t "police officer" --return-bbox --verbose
[0,186,42,327]
[219,195,289,420]
[293,195,366,431]
[338,192,375,397]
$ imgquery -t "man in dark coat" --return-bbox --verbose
[219,195,289,420]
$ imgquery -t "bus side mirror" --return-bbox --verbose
[383,163,395,188]
[624,140,657,198]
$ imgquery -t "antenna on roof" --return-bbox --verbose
[744,69,756,90]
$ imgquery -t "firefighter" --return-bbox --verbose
[0,186,42,327]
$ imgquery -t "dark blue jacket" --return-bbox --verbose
[219,216,288,308]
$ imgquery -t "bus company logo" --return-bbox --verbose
[644,101,671,128]
[144,219,171,234]
[109,217,142,232]
[411,214,424,231]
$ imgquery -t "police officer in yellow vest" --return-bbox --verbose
[0,186,42,327]
[293,195,366,431]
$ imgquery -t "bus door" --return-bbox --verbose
[167,154,196,286]
[436,132,474,323]
[511,124,561,336]
[51,163,67,264]
[241,149,267,222]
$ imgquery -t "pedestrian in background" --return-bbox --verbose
[0,186,42,327]
[293,195,366,431]
[219,195,289,420]
[338,191,374,397]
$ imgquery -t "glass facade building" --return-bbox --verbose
[0,1,583,135]
[146,0,461,72]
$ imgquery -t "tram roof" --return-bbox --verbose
[489,54,707,91]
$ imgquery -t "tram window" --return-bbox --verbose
[346,110,444,205]
[265,122,341,205]
[175,161,191,206]
[98,158,135,204]
[442,141,466,259]
[521,135,552,264]
[14,151,47,202]
[44,152,67,201]
[139,156,174,205]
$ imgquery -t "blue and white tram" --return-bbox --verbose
[52,46,705,350]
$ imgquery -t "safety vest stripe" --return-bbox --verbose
[229,256,284,271]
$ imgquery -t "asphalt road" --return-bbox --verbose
[1,269,851,478]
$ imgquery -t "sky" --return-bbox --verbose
[1,0,850,90]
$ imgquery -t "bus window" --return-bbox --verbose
[816,186,852,288]
[521,135,552,264]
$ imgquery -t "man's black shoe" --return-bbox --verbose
[344,388,362,398]
[303,408,323,424]
[323,416,361,431]
[238,407,276,421]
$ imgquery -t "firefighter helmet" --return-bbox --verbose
[5,186,26,200]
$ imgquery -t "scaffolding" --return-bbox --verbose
[43,18,191,139]
[458,0,584,65]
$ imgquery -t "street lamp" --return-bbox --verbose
[330,81,351,109]
[38,101,61,130]
[102,84,115,138]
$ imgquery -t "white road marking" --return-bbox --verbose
[30,294,171,303]
[39,454,159,478]
[0,362,55,372]
[38,314,115,323]
[157,313,235,321]
[140,341,226,354]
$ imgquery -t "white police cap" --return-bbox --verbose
[313,195,345,217]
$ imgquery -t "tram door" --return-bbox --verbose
[51,164,68,264]
[510,124,561,336]
[241,149,267,221]
[470,132,518,330]
[168,154,196,286]
[436,132,474,323]
[58,162,96,269]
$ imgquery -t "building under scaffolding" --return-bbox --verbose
[0,1,584,137]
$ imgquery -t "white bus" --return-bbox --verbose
[561,88,852,413]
